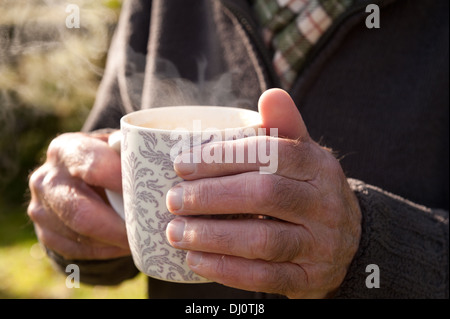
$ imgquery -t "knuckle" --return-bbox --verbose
[45,137,60,162]
[208,226,233,252]
[191,219,236,254]
[272,177,297,211]
[28,165,48,195]
[251,263,284,293]
[251,223,299,262]
[250,224,277,260]
[250,174,279,210]
[254,174,299,214]
[40,166,66,198]
[46,133,76,162]
[189,181,214,209]
[29,166,99,238]
[47,133,100,184]
[27,201,44,222]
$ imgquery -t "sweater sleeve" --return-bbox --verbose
[45,248,140,286]
[334,179,449,299]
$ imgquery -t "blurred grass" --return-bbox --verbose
[0,0,147,298]
[0,201,147,299]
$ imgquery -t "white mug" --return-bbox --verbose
[106,106,262,283]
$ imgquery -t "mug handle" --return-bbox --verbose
[105,131,125,220]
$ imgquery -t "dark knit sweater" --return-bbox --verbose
[48,0,448,298]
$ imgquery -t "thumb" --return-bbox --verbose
[258,88,309,140]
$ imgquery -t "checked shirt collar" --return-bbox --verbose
[253,0,354,89]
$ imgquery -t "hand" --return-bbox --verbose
[165,89,362,298]
[27,131,130,260]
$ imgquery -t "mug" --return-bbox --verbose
[106,106,262,283]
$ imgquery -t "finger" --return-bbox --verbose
[29,197,131,258]
[46,132,122,192]
[37,165,129,249]
[174,137,323,182]
[258,88,308,140]
[28,196,130,254]
[166,217,311,263]
[185,252,320,298]
[28,198,83,244]
[174,136,270,178]
[33,224,131,260]
[166,172,318,223]
[174,88,318,181]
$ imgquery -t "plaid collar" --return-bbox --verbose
[253,0,354,89]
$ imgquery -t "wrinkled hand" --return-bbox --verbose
[166,89,362,298]
[27,131,130,260]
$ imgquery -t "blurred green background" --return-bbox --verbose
[0,0,147,298]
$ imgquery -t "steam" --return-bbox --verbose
[120,44,254,113]
[0,0,257,189]
[144,56,252,108]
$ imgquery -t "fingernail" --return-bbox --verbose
[166,186,183,212]
[166,219,185,243]
[175,153,196,176]
[187,251,202,267]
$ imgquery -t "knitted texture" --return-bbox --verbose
[334,179,449,299]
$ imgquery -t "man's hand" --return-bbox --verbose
[27,132,130,260]
[166,89,362,298]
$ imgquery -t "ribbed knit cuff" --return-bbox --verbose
[334,179,448,299]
